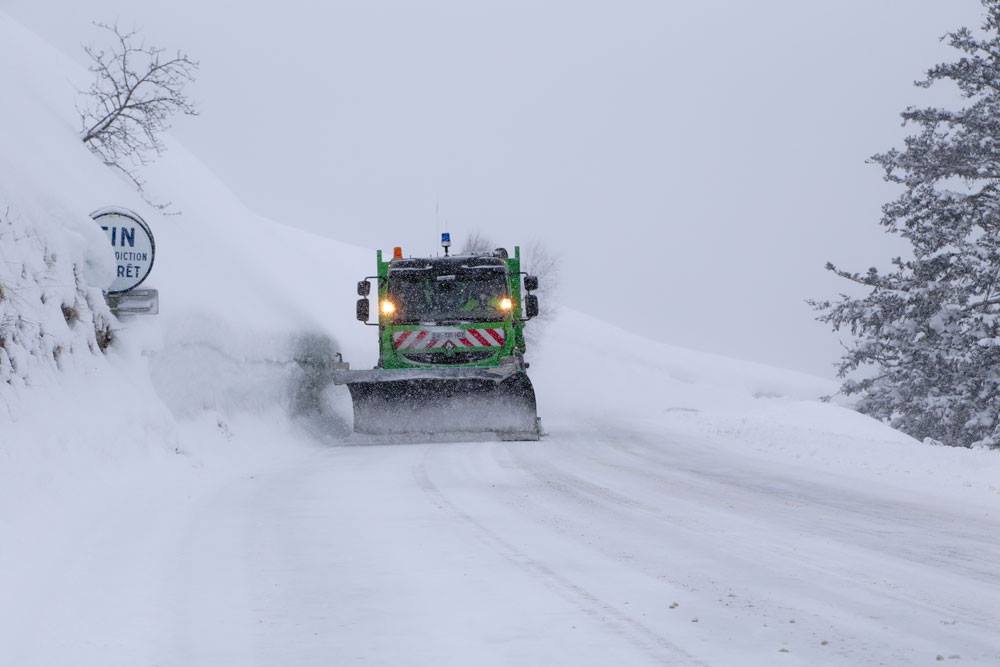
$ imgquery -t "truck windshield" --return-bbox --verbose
[387,269,508,323]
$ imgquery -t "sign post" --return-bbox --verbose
[92,207,159,315]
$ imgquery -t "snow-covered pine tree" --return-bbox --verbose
[813,0,1000,449]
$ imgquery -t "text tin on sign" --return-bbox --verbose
[91,207,156,294]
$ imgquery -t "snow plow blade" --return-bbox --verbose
[333,367,540,441]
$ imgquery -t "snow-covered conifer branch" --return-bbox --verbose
[814,0,1000,448]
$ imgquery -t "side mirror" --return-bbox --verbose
[357,280,371,297]
[525,294,539,319]
[356,298,370,322]
[523,275,539,292]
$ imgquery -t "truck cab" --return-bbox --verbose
[357,246,538,370]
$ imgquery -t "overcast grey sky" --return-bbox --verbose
[2,0,985,375]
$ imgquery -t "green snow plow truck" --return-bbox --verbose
[332,233,541,440]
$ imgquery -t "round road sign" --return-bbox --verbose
[91,207,156,294]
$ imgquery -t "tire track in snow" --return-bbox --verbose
[412,444,706,666]
[594,425,1000,587]
[498,426,1000,662]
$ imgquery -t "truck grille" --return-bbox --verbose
[400,350,494,365]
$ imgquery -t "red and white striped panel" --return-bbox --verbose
[393,328,506,350]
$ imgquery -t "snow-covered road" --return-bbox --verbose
[4,10,999,664]
[8,417,998,666]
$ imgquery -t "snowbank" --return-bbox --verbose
[0,9,375,441]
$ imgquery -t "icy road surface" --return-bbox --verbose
[6,418,999,666]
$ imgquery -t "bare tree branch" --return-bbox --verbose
[78,21,198,207]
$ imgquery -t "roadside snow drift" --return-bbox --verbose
[2,10,1000,667]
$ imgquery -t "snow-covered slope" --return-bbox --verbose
[0,9,372,432]
[3,10,1000,667]
[0,4,840,453]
